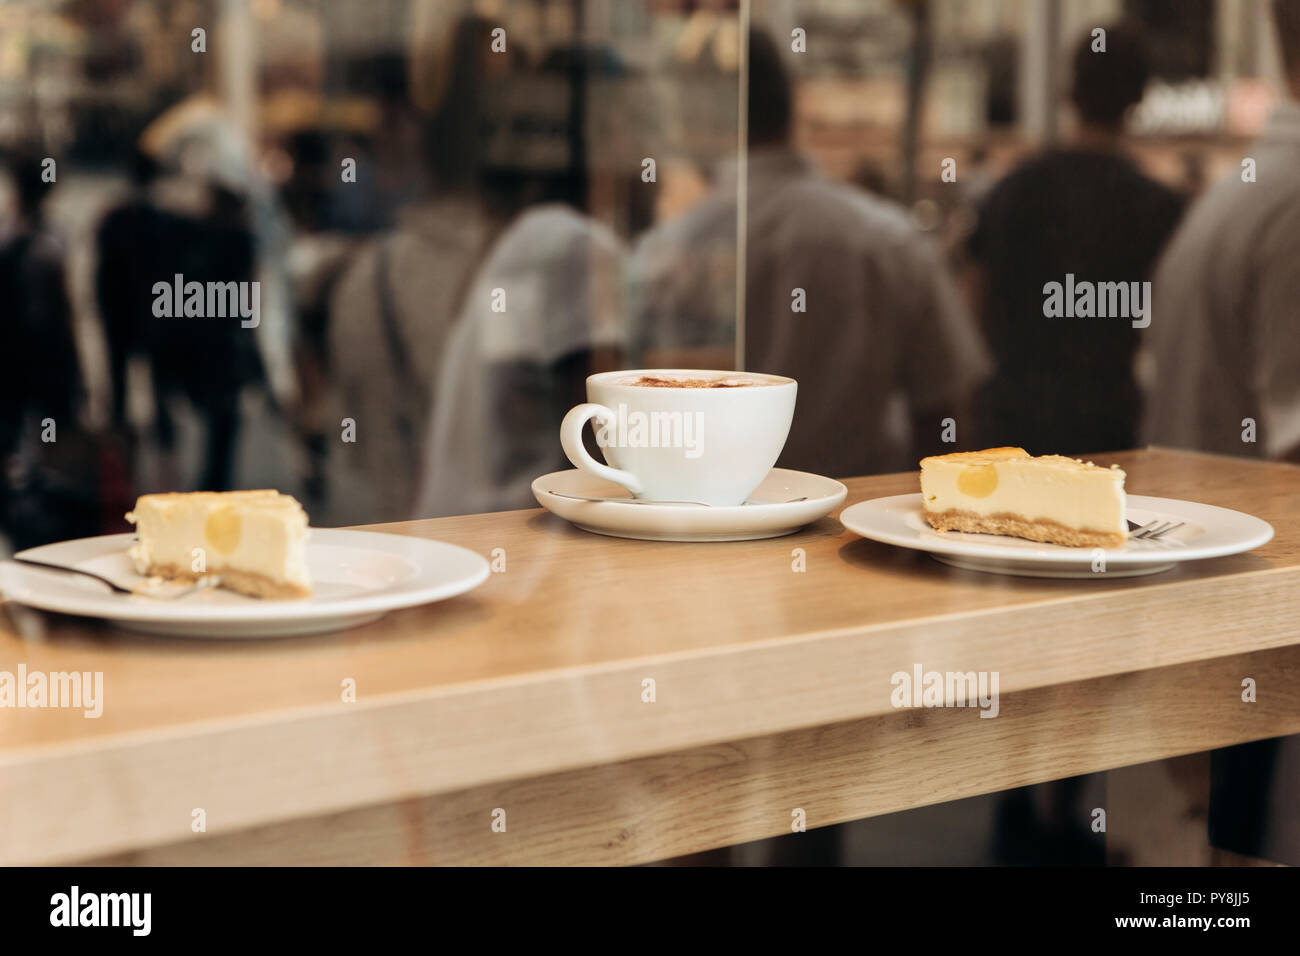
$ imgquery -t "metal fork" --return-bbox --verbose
[11,557,223,599]
[1127,519,1185,540]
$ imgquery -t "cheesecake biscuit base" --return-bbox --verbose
[922,508,1126,549]
[138,562,311,600]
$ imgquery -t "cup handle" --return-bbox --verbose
[560,403,645,496]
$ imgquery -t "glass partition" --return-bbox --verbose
[7,0,1290,545]
[0,0,744,536]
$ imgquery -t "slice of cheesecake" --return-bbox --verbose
[919,447,1127,548]
[126,491,312,598]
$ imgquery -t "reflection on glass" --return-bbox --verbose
[2,0,1297,527]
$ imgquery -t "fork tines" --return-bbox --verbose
[1131,519,1185,540]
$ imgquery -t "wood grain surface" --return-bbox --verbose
[2,447,1297,864]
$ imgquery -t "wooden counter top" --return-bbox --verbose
[2,447,1298,865]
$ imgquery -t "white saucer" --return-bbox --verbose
[532,468,847,542]
[839,494,1274,578]
[3,530,490,637]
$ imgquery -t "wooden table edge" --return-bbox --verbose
[4,559,1299,865]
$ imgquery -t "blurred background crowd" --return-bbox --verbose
[2,0,1299,552]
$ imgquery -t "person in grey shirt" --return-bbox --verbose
[416,204,626,517]
[1146,0,1300,869]
[629,29,990,479]
[1144,1,1300,462]
[327,15,511,524]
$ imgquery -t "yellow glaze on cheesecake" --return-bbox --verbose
[919,447,1127,548]
[126,491,312,598]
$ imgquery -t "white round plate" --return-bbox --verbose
[532,468,847,542]
[3,529,490,637]
[839,494,1274,578]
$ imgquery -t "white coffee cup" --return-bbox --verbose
[559,369,797,505]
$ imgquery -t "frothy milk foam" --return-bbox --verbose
[619,374,773,389]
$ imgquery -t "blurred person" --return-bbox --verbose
[0,152,96,549]
[629,28,989,478]
[98,135,267,494]
[1143,1,1300,463]
[93,147,177,517]
[327,14,516,524]
[146,181,264,493]
[417,205,626,517]
[95,148,168,434]
[964,21,1183,456]
[139,32,299,416]
[966,23,1183,870]
[415,44,636,517]
[102,87,271,493]
[95,131,264,495]
[0,153,81,435]
[1145,1,1300,866]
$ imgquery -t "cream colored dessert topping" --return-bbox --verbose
[126,490,311,597]
[920,447,1126,540]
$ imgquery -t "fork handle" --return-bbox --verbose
[11,557,132,593]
